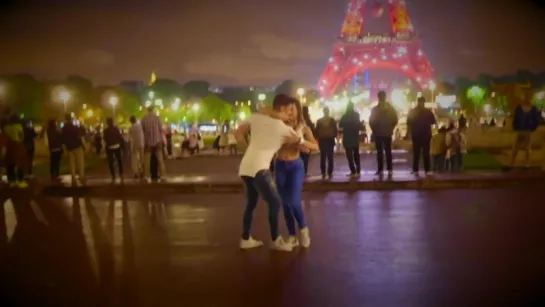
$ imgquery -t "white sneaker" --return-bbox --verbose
[239,237,264,249]
[270,237,293,252]
[287,236,299,247]
[300,227,310,248]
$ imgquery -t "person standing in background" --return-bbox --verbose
[103,117,125,182]
[339,102,362,177]
[128,116,145,178]
[61,114,86,185]
[300,106,315,176]
[407,96,436,175]
[1,113,28,188]
[45,119,63,181]
[369,91,398,176]
[141,106,166,181]
[23,119,37,177]
[315,107,337,179]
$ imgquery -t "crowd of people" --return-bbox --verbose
[0,105,175,187]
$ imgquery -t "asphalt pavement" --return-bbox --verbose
[1,188,544,306]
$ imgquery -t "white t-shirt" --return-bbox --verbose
[238,114,295,177]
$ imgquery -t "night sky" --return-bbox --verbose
[1,0,544,86]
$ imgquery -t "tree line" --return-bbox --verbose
[1,69,544,123]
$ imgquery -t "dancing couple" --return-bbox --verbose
[236,94,318,251]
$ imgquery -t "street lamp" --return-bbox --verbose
[109,96,119,118]
[59,90,71,113]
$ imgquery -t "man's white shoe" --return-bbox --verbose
[287,236,299,248]
[239,237,264,249]
[300,227,311,248]
[270,237,293,252]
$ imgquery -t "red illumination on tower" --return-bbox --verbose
[317,0,435,97]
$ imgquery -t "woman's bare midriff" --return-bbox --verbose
[276,144,300,161]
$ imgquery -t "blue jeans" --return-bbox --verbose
[275,158,306,236]
[241,170,282,240]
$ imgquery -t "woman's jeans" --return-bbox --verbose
[241,170,282,240]
[275,158,306,236]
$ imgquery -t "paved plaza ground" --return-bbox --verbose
[1,188,544,306]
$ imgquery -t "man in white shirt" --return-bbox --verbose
[128,116,145,178]
[236,94,302,252]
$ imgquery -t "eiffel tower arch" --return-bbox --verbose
[317,0,435,97]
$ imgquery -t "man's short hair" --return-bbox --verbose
[377,91,386,98]
[147,105,154,113]
[130,115,137,123]
[272,94,297,111]
[417,96,426,103]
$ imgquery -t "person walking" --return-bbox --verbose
[128,116,145,178]
[141,106,166,181]
[369,91,398,176]
[315,107,337,179]
[103,117,125,182]
[407,96,436,175]
[339,102,362,177]
[45,119,63,181]
[61,114,85,185]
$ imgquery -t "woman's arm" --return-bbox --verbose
[300,126,318,151]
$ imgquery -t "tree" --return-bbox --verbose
[182,80,210,99]
[200,94,233,122]
[151,78,184,99]
[466,85,487,112]
[1,74,45,120]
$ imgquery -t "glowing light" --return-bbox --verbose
[536,91,544,100]
[192,104,200,111]
[428,81,436,91]
[145,100,152,107]
[391,89,408,110]
[372,59,377,63]
[401,64,409,70]
[436,95,456,108]
[239,112,246,120]
[82,104,87,109]
[109,96,118,106]
[297,88,305,96]
[86,110,93,117]
[258,93,266,101]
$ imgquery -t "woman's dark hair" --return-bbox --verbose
[106,117,114,126]
[292,99,303,127]
[302,106,312,126]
